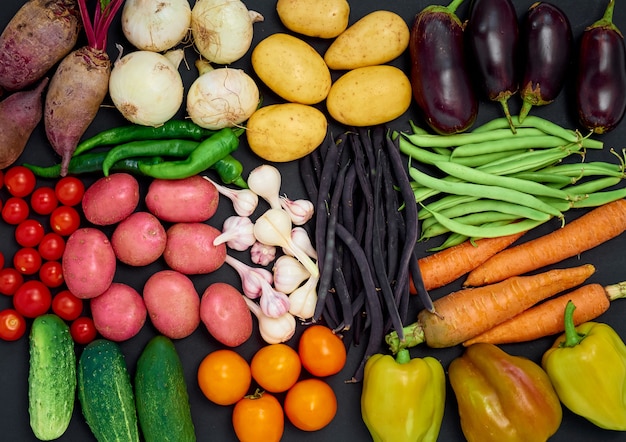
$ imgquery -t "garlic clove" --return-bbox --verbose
[203,176,258,217]
[273,255,310,294]
[214,215,256,251]
[259,279,290,318]
[243,296,296,344]
[284,226,318,260]
[288,275,319,320]
[248,164,282,209]
[250,241,277,266]
[280,196,314,226]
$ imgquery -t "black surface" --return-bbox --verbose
[2,0,626,441]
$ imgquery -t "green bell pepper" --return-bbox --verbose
[360,348,445,442]
[542,300,626,431]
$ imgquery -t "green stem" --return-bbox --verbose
[395,348,411,364]
[561,300,585,348]
[385,322,426,355]
[446,0,465,15]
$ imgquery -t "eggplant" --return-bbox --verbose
[519,2,573,122]
[577,0,626,134]
[466,0,519,131]
[409,0,477,134]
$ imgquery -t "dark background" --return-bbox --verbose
[2,0,626,440]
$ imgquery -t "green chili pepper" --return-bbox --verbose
[212,154,247,188]
[138,128,240,179]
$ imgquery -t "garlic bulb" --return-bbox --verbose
[243,296,296,344]
[273,255,310,294]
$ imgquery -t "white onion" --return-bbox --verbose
[109,48,184,126]
[191,0,264,65]
[121,0,192,52]
[186,65,260,130]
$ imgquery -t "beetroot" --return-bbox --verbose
[0,78,48,169]
[0,0,80,93]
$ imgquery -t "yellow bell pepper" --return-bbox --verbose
[360,348,445,442]
[542,300,626,431]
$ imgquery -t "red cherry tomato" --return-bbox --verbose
[13,247,42,275]
[38,233,66,261]
[52,290,83,321]
[0,251,4,269]
[50,205,81,236]
[0,268,24,296]
[13,280,52,318]
[0,309,27,341]
[70,316,97,344]
[39,261,64,288]
[4,166,36,197]
[15,219,45,247]
[55,177,85,206]
[1,197,29,225]
[30,186,58,215]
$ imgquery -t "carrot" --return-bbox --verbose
[464,281,626,346]
[386,264,595,351]
[464,199,626,287]
[409,231,526,293]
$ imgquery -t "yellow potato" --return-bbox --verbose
[276,0,350,39]
[251,33,331,105]
[326,65,412,127]
[324,10,410,70]
[246,103,328,162]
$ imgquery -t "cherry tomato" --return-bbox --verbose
[52,290,83,321]
[284,378,337,432]
[1,197,29,225]
[70,316,97,345]
[30,186,58,215]
[197,349,252,406]
[0,268,24,296]
[0,309,27,341]
[55,176,85,206]
[39,261,64,288]
[13,247,42,275]
[4,166,36,197]
[233,392,284,442]
[13,280,52,318]
[15,219,45,247]
[49,205,80,236]
[251,344,301,393]
[0,251,4,269]
[298,325,347,377]
[38,232,66,261]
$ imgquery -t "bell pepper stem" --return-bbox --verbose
[561,300,586,348]
[385,322,426,355]
[395,348,411,364]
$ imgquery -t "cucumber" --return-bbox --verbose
[28,314,76,441]
[135,335,196,442]
[77,339,140,442]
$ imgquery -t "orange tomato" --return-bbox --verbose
[251,343,301,393]
[232,391,284,442]
[284,378,337,431]
[197,349,251,406]
[298,325,347,377]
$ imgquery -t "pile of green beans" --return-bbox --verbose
[398,115,626,250]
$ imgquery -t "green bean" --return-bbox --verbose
[418,194,480,219]
[539,177,624,211]
[399,137,450,165]
[538,162,625,178]
[570,187,626,208]
[421,211,523,239]
[562,176,622,195]
[426,232,469,251]
[451,135,581,158]
[472,115,582,143]
[453,149,528,167]
[507,172,574,186]
[405,127,546,149]
[477,144,583,175]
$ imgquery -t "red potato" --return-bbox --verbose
[200,282,252,347]
[143,270,201,339]
[111,211,167,266]
[164,223,227,275]
[0,78,48,169]
[0,0,81,92]
[90,282,147,341]
[62,228,116,299]
[145,175,219,223]
[82,173,140,226]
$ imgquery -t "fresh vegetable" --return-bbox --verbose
[276,0,348,38]
[243,296,296,344]
[298,325,346,377]
[13,247,42,276]
[28,314,76,441]
[323,10,410,70]
[214,216,256,251]
[409,0,477,134]
[2,197,30,225]
[283,378,337,431]
[143,270,200,339]
[15,219,45,248]
[78,339,140,442]
[164,222,226,274]
[197,349,251,406]
[326,65,413,127]
[466,0,519,131]
[0,78,48,169]
[5,165,37,198]
[69,316,97,345]
[252,33,331,105]
[247,164,284,209]
[30,186,58,215]
[232,390,284,442]
[0,268,25,296]
[224,254,273,300]
[145,175,219,223]
[44,0,125,177]
[518,2,573,122]
[111,212,167,266]
[135,335,196,442]
[272,255,310,294]
[81,172,140,226]
[576,0,626,134]
[387,264,596,351]
[542,301,626,431]
[250,343,301,393]
[0,309,27,341]
[62,228,116,299]
[108,48,184,126]
[200,282,252,347]
[90,283,147,342]
[51,290,83,321]
[13,280,52,318]
[38,232,65,261]
[449,343,562,442]
[49,205,81,236]
[190,0,263,65]
[0,0,80,92]
[361,349,445,442]
[54,176,84,206]
[465,199,626,286]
